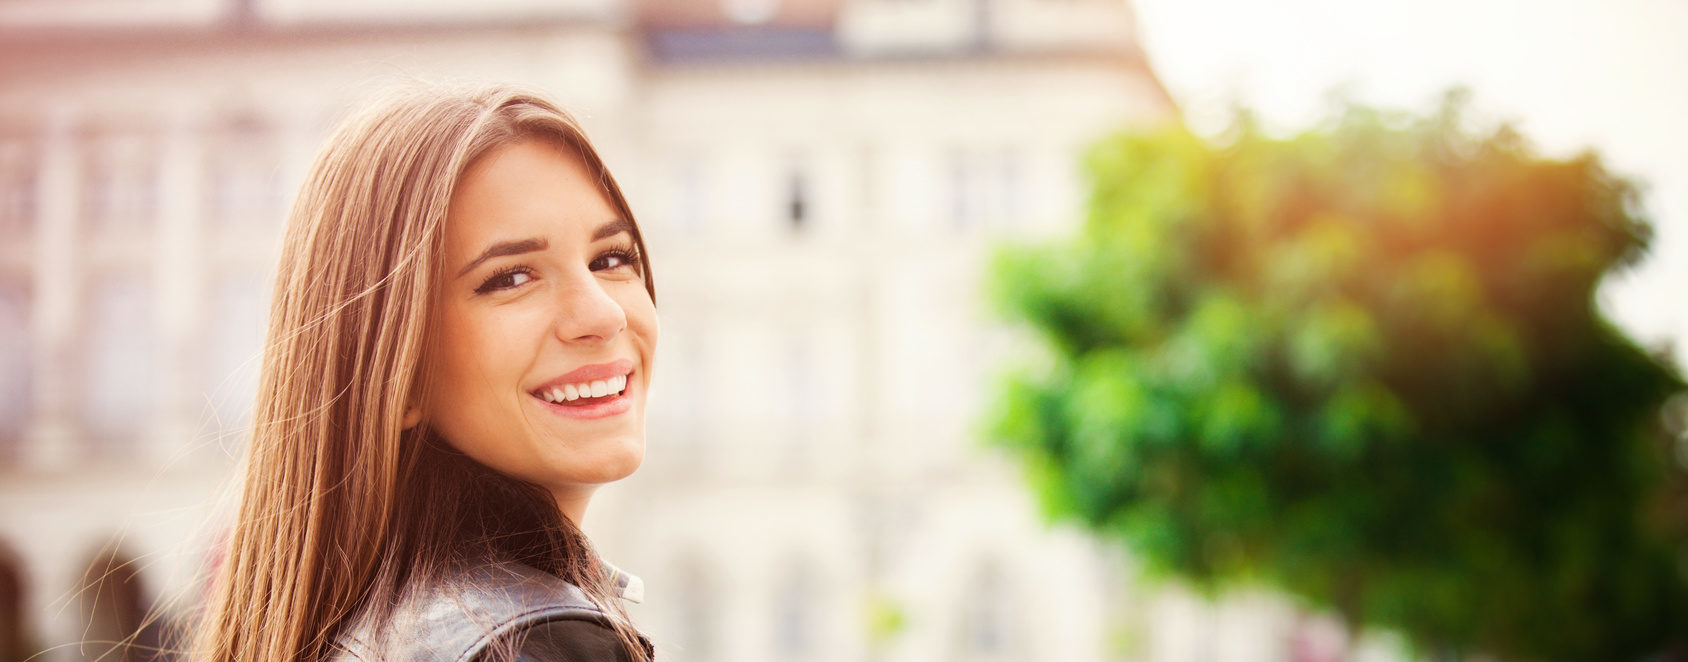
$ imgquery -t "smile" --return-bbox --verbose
[535,373,629,404]
[528,359,637,419]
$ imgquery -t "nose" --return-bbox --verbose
[554,273,626,344]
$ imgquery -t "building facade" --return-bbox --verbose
[0,1,1346,661]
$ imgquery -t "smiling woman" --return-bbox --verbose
[426,139,658,526]
[189,85,656,662]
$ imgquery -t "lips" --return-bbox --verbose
[529,359,635,416]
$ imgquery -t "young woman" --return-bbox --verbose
[192,85,657,662]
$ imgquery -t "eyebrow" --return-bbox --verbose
[455,219,635,278]
[592,218,636,242]
[457,238,547,278]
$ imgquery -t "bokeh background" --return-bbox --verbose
[0,1,1683,661]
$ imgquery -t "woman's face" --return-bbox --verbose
[422,137,657,522]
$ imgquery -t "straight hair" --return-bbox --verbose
[189,84,654,662]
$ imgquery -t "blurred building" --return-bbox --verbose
[0,1,1335,661]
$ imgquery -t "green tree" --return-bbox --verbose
[987,96,1688,661]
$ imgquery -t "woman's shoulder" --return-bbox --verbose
[330,561,631,662]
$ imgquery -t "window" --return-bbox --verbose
[947,149,975,230]
[773,561,821,658]
[0,135,38,237]
[998,147,1022,224]
[856,142,879,222]
[80,126,158,236]
[0,279,28,457]
[785,331,817,451]
[204,114,280,232]
[958,562,1016,659]
[786,168,809,233]
[81,274,155,449]
[947,147,1022,231]
[203,270,268,428]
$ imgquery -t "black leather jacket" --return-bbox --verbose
[329,562,648,662]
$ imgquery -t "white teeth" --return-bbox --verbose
[538,372,631,403]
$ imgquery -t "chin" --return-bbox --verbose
[609,440,646,480]
[576,435,646,485]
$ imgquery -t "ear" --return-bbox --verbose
[402,406,422,430]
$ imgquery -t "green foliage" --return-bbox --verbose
[987,95,1688,661]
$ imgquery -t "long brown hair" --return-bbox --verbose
[191,84,655,662]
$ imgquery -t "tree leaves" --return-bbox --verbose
[986,96,1688,661]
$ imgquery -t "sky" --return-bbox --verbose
[1130,0,1688,365]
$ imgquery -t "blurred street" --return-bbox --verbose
[2,1,1685,661]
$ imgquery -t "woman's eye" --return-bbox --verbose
[591,250,641,274]
[475,268,533,294]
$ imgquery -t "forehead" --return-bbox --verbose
[444,138,616,252]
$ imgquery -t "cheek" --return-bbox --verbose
[623,290,658,348]
[429,327,495,399]
[627,301,659,381]
[636,305,658,352]
[421,311,481,433]
[434,304,549,377]
[423,303,542,432]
